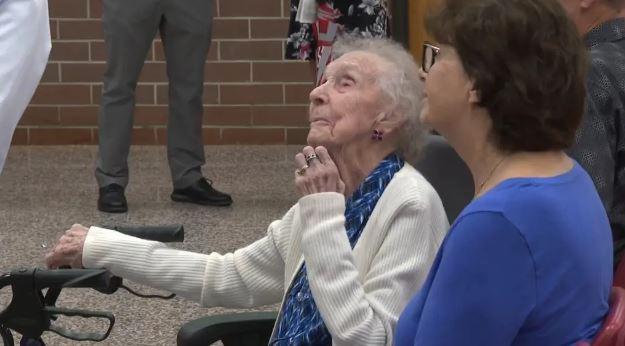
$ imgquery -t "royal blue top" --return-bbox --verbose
[395,162,613,345]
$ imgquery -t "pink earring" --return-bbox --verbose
[372,129,384,141]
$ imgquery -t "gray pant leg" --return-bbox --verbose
[95,0,162,188]
[160,0,214,189]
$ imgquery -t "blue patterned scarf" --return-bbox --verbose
[270,154,404,345]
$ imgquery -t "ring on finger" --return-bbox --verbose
[296,164,309,176]
[305,154,319,165]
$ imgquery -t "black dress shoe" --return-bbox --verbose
[98,183,128,213]
[171,178,232,206]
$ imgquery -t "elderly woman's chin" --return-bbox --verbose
[306,126,332,147]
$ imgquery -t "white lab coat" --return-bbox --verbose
[0,0,51,173]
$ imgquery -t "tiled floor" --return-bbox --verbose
[0,145,304,345]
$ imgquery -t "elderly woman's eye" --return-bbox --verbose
[339,78,355,87]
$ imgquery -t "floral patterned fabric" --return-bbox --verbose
[285,0,390,84]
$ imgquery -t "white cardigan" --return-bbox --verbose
[83,164,449,345]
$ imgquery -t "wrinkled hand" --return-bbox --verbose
[295,146,345,196]
[45,224,89,269]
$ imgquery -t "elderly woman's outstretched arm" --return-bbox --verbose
[48,206,299,308]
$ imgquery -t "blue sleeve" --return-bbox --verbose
[413,212,536,346]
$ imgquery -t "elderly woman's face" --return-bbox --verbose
[421,45,474,132]
[307,52,386,149]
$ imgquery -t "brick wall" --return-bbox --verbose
[15,0,313,145]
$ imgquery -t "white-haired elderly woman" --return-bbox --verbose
[45,37,449,345]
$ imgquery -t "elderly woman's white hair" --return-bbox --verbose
[332,35,426,164]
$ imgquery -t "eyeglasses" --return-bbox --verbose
[422,42,440,73]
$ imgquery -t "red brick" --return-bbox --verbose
[89,41,105,61]
[138,63,168,83]
[41,63,60,83]
[131,128,157,145]
[61,63,105,82]
[285,84,313,104]
[89,0,102,18]
[153,41,216,61]
[283,0,290,18]
[49,0,88,18]
[220,84,283,105]
[19,107,60,126]
[221,128,285,144]
[59,20,103,39]
[205,63,251,82]
[50,20,59,40]
[157,128,220,145]
[60,106,98,126]
[156,128,167,145]
[92,84,155,105]
[220,41,283,61]
[50,41,90,61]
[31,85,91,105]
[201,128,221,145]
[156,84,218,105]
[287,128,309,145]
[137,85,156,105]
[134,106,168,125]
[252,106,309,126]
[213,19,249,39]
[220,0,281,17]
[204,106,252,126]
[251,19,290,39]
[30,128,92,145]
[253,62,312,82]
[11,129,28,145]
[90,41,154,62]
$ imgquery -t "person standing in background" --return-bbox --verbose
[0,0,50,173]
[560,0,625,266]
[286,0,390,85]
[96,0,232,213]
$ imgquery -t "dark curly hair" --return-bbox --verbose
[426,0,588,152]
[607,0,625,10]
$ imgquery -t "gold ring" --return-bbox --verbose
[296,164,309,176]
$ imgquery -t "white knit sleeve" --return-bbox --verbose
[83,218,290,308]
[298,192,446,346]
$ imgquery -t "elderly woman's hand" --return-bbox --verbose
[295,146,345,196]
[45,224,89,269]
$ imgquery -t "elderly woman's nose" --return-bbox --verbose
[309,84,328,105]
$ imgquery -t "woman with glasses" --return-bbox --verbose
[45,37,449,345]
[395,0,613,344]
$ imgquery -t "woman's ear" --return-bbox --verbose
[580,0,599,9]
[375,112,388,123]
[375,111,402,132]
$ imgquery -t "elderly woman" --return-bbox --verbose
[395,0,613,344]
[45,37,449,345]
